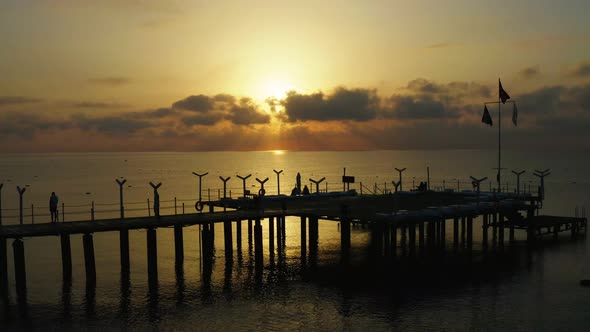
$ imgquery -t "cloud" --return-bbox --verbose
[568,62,590,78]
[181,113,223,126]
[426,42,454,49]
[73,114,151,135]
[383,95,455,120]
[519,66,541,80]
[172,94,214,112]
[71,101,128,109]
[226,98,270,125]
[0,96,43,106]
[0,112,72,139]
[87,77,131,86]
[280,87,380,122]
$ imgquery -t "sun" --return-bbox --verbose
[258,79,295,100]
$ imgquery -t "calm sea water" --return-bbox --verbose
[0,150,589,331]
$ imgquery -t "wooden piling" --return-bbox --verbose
[467,217,473,252]
[60,233,72,281]
[269,217,275,257]
[223,220,232,260]
[174,224,184,263]
[492,213,498,249]
[0,237,8,296]
[13,238,26,298]
[408,222,416,257]
[460,217,466,249]
[482,214,489,251]
[391,223,397,257]
[453,217,459,250]
[120,229,130,272]
[276,215,282,247]
[340,218,351,262]
[427,221,435,253]
[499,214,505,251]
[300,216,307,260]
[82,234,96,284]
[254,219,263,266]
[248,219,253,247]
[401,224,407,256]
[553,224,559,241]
[146,228,158,284]
[440,219,446,249]
[418,221,425,255]
[236,219,242,251]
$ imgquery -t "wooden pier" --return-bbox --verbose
[0,190,586,301]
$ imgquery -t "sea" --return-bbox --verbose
[0,150,589,331]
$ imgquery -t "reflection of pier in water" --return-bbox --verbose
[0,190,587,314]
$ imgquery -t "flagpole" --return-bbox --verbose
[498,79,501,192]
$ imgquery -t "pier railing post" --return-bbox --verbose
[116,178,127,219]
[237,174,252,197]
[16,186,26,225]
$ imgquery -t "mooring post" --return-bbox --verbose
[394,168,407,191]
[237,174,252,197]
[268,217,275,258]
[224,219,233,261]
[174,224,184,264]
[149,182,162,218]
[146,228,158,285]
[13,238,26,298]
[254,219,263,266]
[453,217,459,251]
[192,171,209,203]
[300,216,307,260]
[120,228,130,272]
[17,186,26,225]
[83,233,96,285]
[60,233,72,281]
[309,177,326,194]
[115,178,127,219]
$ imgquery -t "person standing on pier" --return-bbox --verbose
[49,192,59,223]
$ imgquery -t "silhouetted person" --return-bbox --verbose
[290,186,300,196]
[302,185,310,195]
[49,192,59,223]
[296,173,301,192]
[154,191,160,217]
[418,182,426,191]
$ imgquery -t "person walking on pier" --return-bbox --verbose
[49,192,59,223]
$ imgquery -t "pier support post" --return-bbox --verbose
[248,219,253,247]
[418,221,425,255]
[391,223,397,257]
[60,234,72,281]
[201,225,213,267]
[276,216,282,247]
[236,219,242,251]
[554,224,559,241]
[223,220,232,260]
[509,216,515,244]
[174,224,184,264]
[300,216,307,261]
[0,237,7,297]
[467,217,473,253]
[440,219,446,250]
[453,217,459,251]
[427,221,435,253]
[254,219,263,267]
[401,224,407,256]
[120,229,130,272]
[13,239,26,299]
[492,213,498,249]
[498,214,505,251]
[146,228,158,285]
[309,217,319,263]
[460,217,466,249]
[482,214,489,251]
[83,234,96,285]
[340,206,351,263]
[268,217,275,258]
[408,222,416,257]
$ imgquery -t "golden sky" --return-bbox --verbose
[1,0,590,152]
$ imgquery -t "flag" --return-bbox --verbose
[512,103,518,126]
[499,79,510,104]
[482,104,493,126]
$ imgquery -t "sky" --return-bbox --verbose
[1,0,590,152]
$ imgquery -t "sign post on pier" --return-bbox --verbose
[273,169,283,195]
[342,168,355,191]
[395,168,406,191]
[149,182,162,218]
[219,176,231,199]
[116,178,127,219]
[309,177,326,194]
[470,176,487,206]
[192,172,208,202]
[237,174,252,197]
[255,177,269,196]
[511,170,525,196]
[533,169,550,201]
[16,186,26,225]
